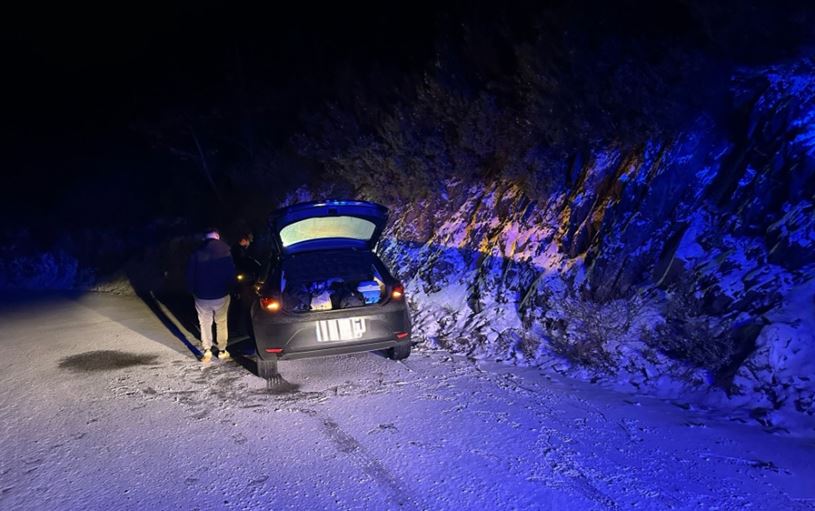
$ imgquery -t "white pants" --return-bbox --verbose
[194,295,230,351]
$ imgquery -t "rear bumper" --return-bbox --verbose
[274,339,409,360]
[252,300,411,360]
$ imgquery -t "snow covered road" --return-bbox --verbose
[1,293,814,510]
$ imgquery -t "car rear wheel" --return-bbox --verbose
[387,342,411,360]
[256,353,279,379]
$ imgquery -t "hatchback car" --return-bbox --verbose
[246,200,412,378]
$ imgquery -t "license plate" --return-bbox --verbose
[315,318,367,342]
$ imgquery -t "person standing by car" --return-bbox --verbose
[231,231,260,278]
[186,228,236,363]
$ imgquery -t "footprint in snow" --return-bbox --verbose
[368,423,399,434]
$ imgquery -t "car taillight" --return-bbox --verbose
[391,283,405,300]
[260,297,281,312]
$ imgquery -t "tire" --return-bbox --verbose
[257,353,279,379]
[387,342,411,361]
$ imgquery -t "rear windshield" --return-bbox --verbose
[279,216,376,247]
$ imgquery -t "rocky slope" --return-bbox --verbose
[292,59,815,432]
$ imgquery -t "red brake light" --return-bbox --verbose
[260,297,281,312]
[391,284,405,300]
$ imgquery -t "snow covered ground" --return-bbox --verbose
[1,293,814,510]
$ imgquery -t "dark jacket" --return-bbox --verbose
[186,238,236,299]
[231,242,261,275]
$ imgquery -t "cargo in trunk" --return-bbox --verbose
[280,250,385,312]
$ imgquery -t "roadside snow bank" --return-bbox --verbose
[731,276,815,427]
[0,249,86,290]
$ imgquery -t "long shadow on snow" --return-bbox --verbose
[120,240,259,362]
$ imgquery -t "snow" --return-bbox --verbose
[0,250,82,290]
[1,292,815,510]
[731,277,815,431]
[771,201,815,249]
[674,212,708,262]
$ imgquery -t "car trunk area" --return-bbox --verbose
[280,250,386,313]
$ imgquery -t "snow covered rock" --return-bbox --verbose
[288,57,815,432]
[731,278,815,425]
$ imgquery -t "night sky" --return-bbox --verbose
[2,1,813,235]
[0,2,441,230]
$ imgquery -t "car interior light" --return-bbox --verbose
[391,284,404,300]
[395,331,409,339]
[265,348,284,353]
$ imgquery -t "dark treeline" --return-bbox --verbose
[295,0,815,202]
[1,0,813,258]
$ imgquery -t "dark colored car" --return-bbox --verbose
[246,200,412,378]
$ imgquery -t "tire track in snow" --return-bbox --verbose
[108,360,426,509]
[397,354,623,510]
[468,366,624,510]
[316,413,423,511]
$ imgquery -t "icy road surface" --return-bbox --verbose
[1,293,814,510]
